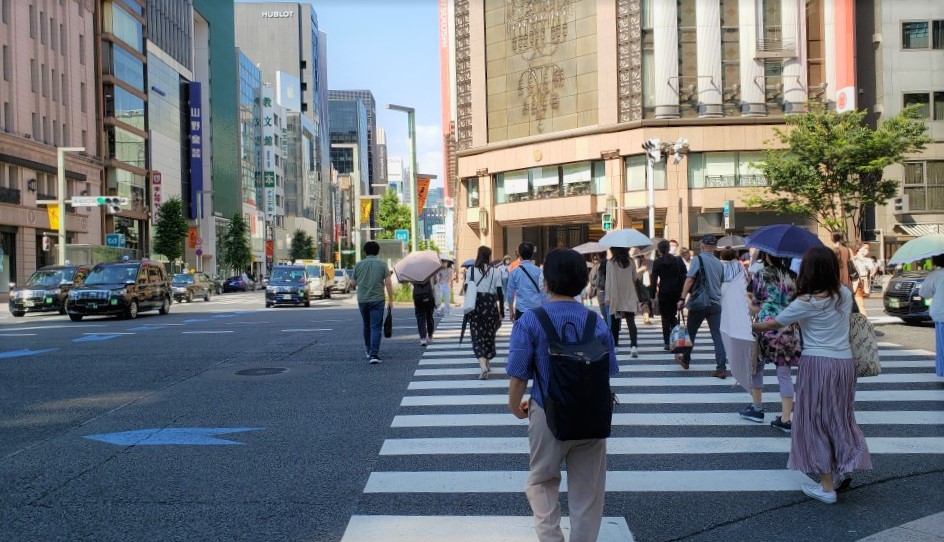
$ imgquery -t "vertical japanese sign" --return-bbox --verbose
[151,172,162,224]
[417,177,431,215]
[188,82,203,220]
[264,172,276,220]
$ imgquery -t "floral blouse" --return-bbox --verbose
[750,266,802,367]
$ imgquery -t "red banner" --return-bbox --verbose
[417,177,431,215]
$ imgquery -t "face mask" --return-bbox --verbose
[669,246,678,255]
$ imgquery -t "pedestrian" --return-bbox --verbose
[852,243,878,315]
[651,240,686,351]
[679,246,692,269]
[350,241,394,364]
[920,254,944,377]
[718,247,755,411]
[412,275,437,346]
[676,235,728,379]
[468,245,505,379]
[498,255,513,293]
[604,246,640,357]
[506,248,619,542]
[669,239,680,256]
[587,254,601,308]
[594,251,610,322]
[437,260,455,316]
[752,246,872,504]
[741,252,802,431]
[506,242,545,322]
[832,232,855,292]
[633,249,653,325]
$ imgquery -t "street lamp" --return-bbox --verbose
[387,104,418,252]
[641,138,688,239]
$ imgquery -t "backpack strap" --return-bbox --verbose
[581,311,598,342]
[532,306,561,344]
[520,265,540,292]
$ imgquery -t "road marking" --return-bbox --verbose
[183,318,209,323]
[83,427,264,445]
[0,333,38,337]
[2,324,107,331]
[82,332,135,335]
[401,389,944,407]
[363,470,812,493]
[341,516,634,542]
[0,348,59,359]
[379,437,944,456]
[413,359,936,374]
[391,411,944,428]
[72,334,124,342]
[281,328,332,332]
[181,331,234,334]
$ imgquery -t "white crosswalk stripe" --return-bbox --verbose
[342,312,941,541]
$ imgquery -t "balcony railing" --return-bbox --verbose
[755,38,797,59]
[705,174,768,188]
[0,186,21,205]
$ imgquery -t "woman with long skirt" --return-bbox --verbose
[468,246,504,379]
[753,246,872,504]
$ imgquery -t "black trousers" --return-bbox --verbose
[610,313,638,347]
[413,298,435,339]
[658,292,682,346]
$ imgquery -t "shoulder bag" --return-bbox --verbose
[687,254,713,312]
[462,268,488,314]
[849,311,880,377]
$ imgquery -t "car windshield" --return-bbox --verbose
[271,268,305,282]
[85,264,138,285]
[307,266,322,277]
[25,270,69,287]
[172,275,194,285]
[336,270,346,278]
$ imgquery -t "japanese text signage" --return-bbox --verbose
[151,171,162,224]
[188,82,203,220]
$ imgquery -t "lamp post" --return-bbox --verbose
[641,138,687,239]
[387,104,418,252]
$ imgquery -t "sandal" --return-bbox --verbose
[479,360,490,380]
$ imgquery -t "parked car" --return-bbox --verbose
[332,268,352,293]
[883,269,931,324]
[67,260,171,321]
[172,272,213,303]
[265,265,311,308]
[303,263,333,299]
[206,274,224,295]
[8,264,91,317]
[223,274,255,292]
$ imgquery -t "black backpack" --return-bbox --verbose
[412,280,434,303]
[531,307,614,441]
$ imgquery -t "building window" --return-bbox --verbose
[903,161,944,211]
[79,35,85,65]
[41,63,47,97]
[641,0,655,119]
[61,74,67,105]
[721,0,740,116]
[1,45,9,81]
[495,161,604,203]
[3,102,11,132]
[465,177,479,207]
[625,155,666,191]
[32,113,38,139]
[60,24,66,56]
[80,82,86,112]
[806,0,825,95]
[29,5,35,38]
[902,92,944,119]
[104,43,144,90]
[106,126,146,169]
[105,2,143,51]
[678,0,697,118]
[105,85,145,129]
[39,11,46,45]
[688,152,768,188]
[50,17,57,50]
[901,20,944,50]
[1,0,9,25]
[30,59,37,92]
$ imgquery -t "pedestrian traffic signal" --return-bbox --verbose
[41,235,51,252]
[601,213,613,231]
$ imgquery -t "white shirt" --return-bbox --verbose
[920,268,944,322]
[775,288,853,359]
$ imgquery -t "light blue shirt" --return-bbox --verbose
[506,260,546,311]
[921,268,944,322]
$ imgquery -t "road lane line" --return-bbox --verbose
[181,331,234,334]
[341,516,634,542]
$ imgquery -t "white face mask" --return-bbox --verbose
[669,245,678,255]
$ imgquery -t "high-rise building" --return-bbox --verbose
[444,0,859,263]
[328,90,380,193]
[260,85,286,264]
[387,156,405,202]
[237,50,266,277]
[0,0,103,292]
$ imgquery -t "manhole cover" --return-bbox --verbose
[235,367,287,377]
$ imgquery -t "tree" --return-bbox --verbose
[219,212,252,275]
[152,196,189,271]
[419,239,440,253]
[377,189,411,240]
[747,104,929,242]
[289,229,315,261]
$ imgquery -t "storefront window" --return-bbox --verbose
[496,161,603,203]
[465,177,479,207]
[688,152,768,188]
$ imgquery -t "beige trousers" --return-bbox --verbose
[525,400,607,542]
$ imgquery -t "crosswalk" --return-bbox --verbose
[341,312,942,541]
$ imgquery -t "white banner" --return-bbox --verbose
[265,187,276,220]
[532,166,560,187]
[504,171,529,194]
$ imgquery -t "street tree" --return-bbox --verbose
[289,229,315,261]
[152,196,189,272]
[219,212,252,275]
[377,189,411,240]
[747,104,929,242]
[419,239,440,253]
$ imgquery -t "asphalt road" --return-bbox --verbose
[0,294,940,542]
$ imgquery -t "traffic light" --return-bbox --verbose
[97,196,125,214]
[41,235,51,252]
[601,213,613,231]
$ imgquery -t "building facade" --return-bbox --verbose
[328,90,380,195]
[0,0,103,293]
[445,0,858,263]
[237,50,266,277]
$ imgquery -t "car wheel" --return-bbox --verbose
[326,289,332,299]
[186,292,193,303]
[305,298,311,307]
[265,302,272,308]
[126,300,139,320]
[69,314,83,322]
[159,297,171,315]
[902,318,925,326]
[59,299,69,315]
[204,291,211,302]
[12,310,25,318]
[216,286,223,295]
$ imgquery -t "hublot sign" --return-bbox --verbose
[262,10,295,18]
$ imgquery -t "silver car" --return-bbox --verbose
[333,268,352,293]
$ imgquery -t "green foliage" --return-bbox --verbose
[419,239,440,253]
[747,104,929,242]
[218,212,252,275]
[152,196,189,267]
[393,282,413,302]
[377,189,411,240]
[289,229,315,261]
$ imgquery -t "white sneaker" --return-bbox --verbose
[801,482,837,504]
[630,346,638,358]
[420,338,428,346]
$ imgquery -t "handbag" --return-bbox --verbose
[383,306,393,338]
[687,254,713,312]
[849,312,880,377]
[669,310,693,353]
[462,268,489,315]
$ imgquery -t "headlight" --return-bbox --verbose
[69,290,79,299]
[11,291,21,299]
[267,287,275,293]
[111,288,126,297]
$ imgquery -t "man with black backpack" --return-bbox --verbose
[506,248,619,542]
[506,242,546,322]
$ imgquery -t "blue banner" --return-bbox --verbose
[188,82,203,219]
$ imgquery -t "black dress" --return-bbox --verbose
[468,267,503,360]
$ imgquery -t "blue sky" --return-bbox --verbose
[255,0,444,187]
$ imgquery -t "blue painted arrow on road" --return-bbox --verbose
[0,348,59,359]
[183,318,209,323]
[83,427,264,446]
[211,314,239,319]
[72,334,123,342]
[128,325,161,332]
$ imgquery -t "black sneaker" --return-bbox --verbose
[739,404,765,423]
[771,416,792,433]
[369,355,382,365]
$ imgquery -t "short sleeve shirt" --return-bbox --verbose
[687,252,723,306]
[353,256,390,303]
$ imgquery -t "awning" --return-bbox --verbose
[894,223,944,237]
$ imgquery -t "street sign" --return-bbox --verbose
[341,249,356,255]
[70,196,101,207]
[105,233,126,248]
[196,248,203,256]
[395,229,410,244]
[723,200,735,230]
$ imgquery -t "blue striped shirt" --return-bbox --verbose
[505,260,546,311]
[506,300,619,409]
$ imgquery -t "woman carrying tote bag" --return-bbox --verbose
[469,246,504,379]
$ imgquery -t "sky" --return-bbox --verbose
[255,0,444,188]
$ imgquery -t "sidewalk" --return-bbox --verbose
[856,511,944,541]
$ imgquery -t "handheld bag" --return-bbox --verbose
[531,308,613,441]
[383,306,393,338]
[670,310,693,353]
[461,269,479,314]
[849,312,880,377]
